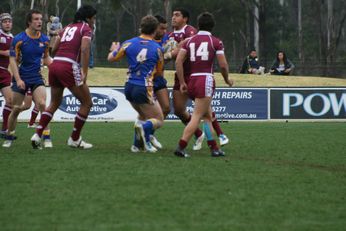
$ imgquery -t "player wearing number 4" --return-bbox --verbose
[108,15,164,153]
[31,5,97,149]
[174,12,234,158]
[3,10,53,148]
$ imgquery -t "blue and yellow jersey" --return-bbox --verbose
[111,35,164,87]
[10,31,49,84]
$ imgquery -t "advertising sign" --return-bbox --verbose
[270,88,346,119]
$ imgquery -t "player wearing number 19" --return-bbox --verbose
[175,12,234,157]
[108,15,164,153]
[31,5,97,149]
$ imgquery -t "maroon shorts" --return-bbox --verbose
[188,75,215,100]
[0,68,11,89]
[49,61,82,88]
[173,73,190,91]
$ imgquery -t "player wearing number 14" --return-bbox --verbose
[174,12,234,157]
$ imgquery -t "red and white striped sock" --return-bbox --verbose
[71,112,87,141]
[36,111,53,137]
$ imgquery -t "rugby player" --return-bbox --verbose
[108,15,164,153]
[31,5,97,149]
[174,12,233,157]
[131,15,169,152]
[3,10,52,148]
[0,13,13,137]
[167,8,230,150]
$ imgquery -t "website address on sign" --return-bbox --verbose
[217,113,258,119]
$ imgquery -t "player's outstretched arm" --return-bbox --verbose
[108,42,124,62]
[217,53,234,87]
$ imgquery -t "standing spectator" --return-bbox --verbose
[47,16,62,56]
[240,49,265,75]
[270,51,295,75]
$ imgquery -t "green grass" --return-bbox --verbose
[0,122,345,230]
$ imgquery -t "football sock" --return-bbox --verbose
[143,120,154,142]
[42,129,51,140]
[36,111,53,137]
[2,105,12,131]
[29,108,39,126]
[207,140,218,151]
[212,112,223,137]
[179,139,188,150]
[71,112,87,141]
[203,122,214,141]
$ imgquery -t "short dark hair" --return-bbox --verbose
[154,15,167,24]
[140,15,159,35]
[197,12,215,32]
[73,5,97,23]
[25,9,41,28]
[173,7,190,22]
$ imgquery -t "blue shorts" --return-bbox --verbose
[125,82,154,105]
[11,79,44,95]
[153,76,167,92]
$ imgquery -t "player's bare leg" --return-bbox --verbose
[0,86,12,137]
[20,93,32,111]
[175,97,223,157]
[175,97,210,157]
[32,86,52,147]
[32,86,64,149]
[156,88,170,118]
[131,101,164,152]
[150,88,170,149]
[173,89,205,150]
[67,84,93,148]
[2,92,24,147]
[131,90,168,151]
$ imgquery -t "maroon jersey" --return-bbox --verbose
[169,25,196,79]
[168,25,197,43]
[54,22,92,63]
[0,29,13,70]
[181,31,224,75]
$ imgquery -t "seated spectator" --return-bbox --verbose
[270,51,295,75]
[239,49,265,75]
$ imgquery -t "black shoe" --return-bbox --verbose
[174,148,190,158]
[211,149,225,157]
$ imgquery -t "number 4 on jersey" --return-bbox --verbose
[189,42,209,61]
[136,48,148,63]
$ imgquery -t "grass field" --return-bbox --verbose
[0,122,345,230]
[41,67,346,87]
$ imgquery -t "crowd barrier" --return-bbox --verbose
[0,87,345,121]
